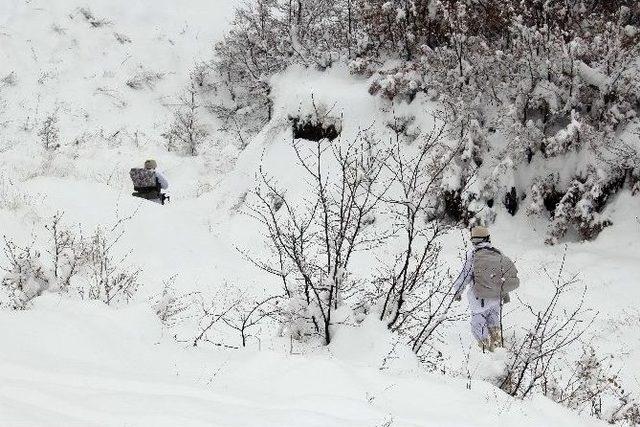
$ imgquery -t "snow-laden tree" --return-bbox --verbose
[210,0,353,146]
[214,0,640,242]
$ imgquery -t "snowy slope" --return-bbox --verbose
[0,1,638,426]
[0,0,254,294]
[0,295,603,427]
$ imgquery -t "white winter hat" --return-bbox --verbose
[470,226,490,239]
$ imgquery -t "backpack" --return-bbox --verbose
[130,168,158,190]
[472,247,520,299]
[130,168,163,202]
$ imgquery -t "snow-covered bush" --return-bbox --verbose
[384,113,420,144]
[371,2,640,242]
[210,0,353,146]
[38,111,60,151]
[153,276,198,329]
[0,239,49,310]
[1,213,141,309]
[214,0,640,243]
[85,227,141,306]
[44,212,89,293]
[550,345,640,425]
[0,174,31,211]
[495,251,640,424]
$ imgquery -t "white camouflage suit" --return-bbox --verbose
[453,241,502,342]
[151,170,169,204]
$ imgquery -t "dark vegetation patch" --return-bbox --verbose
[290,116,340,142]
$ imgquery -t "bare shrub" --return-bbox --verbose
[51,24,66,35]
[1,212,141,309]
[246,116,463,350]
[192,291,241,348]
[45,212,88,292]
[162,83,209,156]
[38,111,60,150]
[113,32,131,44]
[1,212,86,309]
[126,68,165,90]
[153,276,198,329]
[189,288,281,350]
[0,238,48,310]
[548,345,640,425]
[488,251,640,423]
[78,8,112,28]
[94,87,127,109]
[222,295,282,347]
[0,174,31,211]
[85,226,141,305]
[498,250,596,399]
[1,71,17,87]
[375,125,464,360]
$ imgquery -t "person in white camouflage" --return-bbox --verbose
[453,226,517,352]
[130,159,169,204]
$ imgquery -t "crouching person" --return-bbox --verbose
[453,226,520,352]
[130,159,169,205]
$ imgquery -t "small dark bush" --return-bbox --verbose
[290,117,340,142]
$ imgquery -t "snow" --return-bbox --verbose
[0,0,638,425]
[624,25,638,38]
[0,295,604,427]
[576,61,609,92]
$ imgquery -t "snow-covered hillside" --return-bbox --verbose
[2,295,606,426]
[1,1,639,426]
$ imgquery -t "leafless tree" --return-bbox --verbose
[162,83,209,156]
[246,115,467,351]
[377,123,460,332]
[248,131,391,345]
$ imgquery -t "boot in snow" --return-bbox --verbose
[489,327,503,349]
[478,338,494,353]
